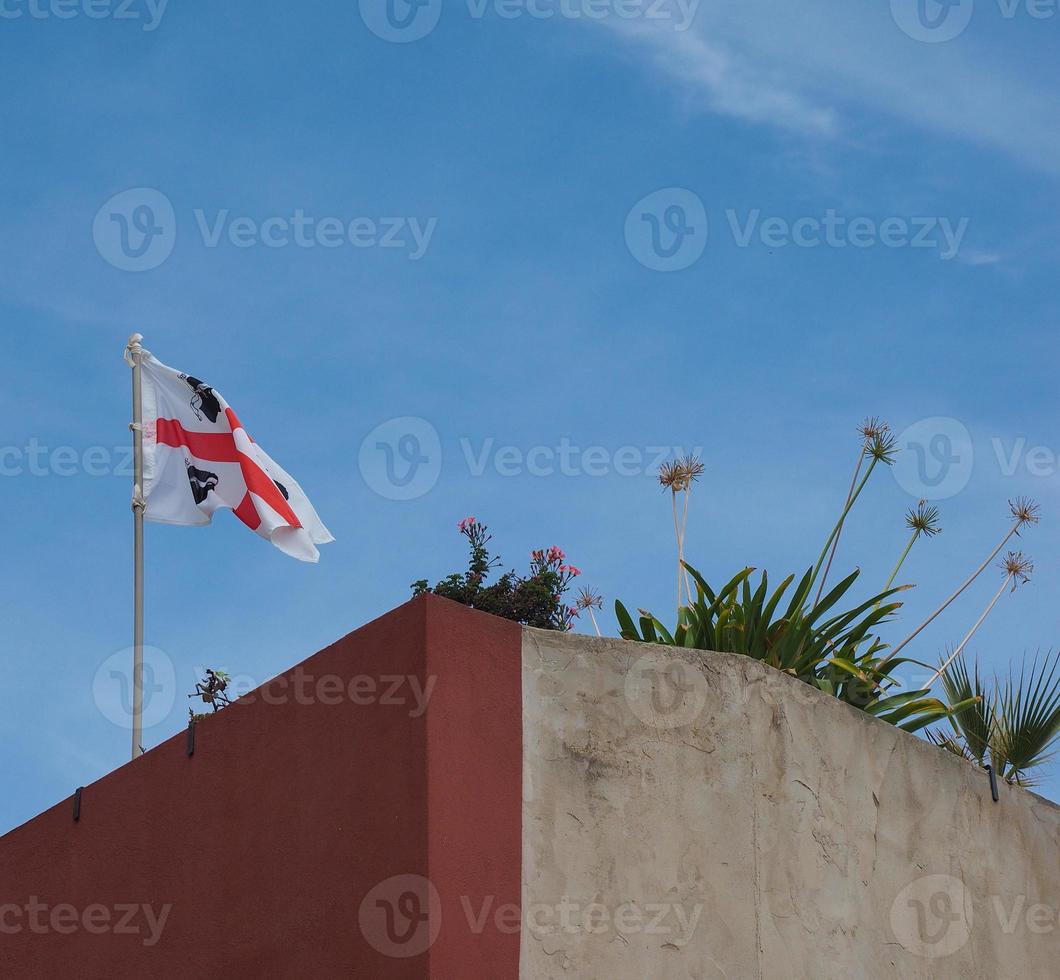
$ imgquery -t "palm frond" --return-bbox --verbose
[938,650,993,766]
[992,650,1060,784]
[926,727,978,763]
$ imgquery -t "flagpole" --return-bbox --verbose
[125,333,146,760]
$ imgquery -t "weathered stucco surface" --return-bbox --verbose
[520,629,1060,979]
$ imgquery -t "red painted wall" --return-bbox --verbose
[0,596,523,979]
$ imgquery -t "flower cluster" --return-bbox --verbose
[412,518,591,631]
[529,546,583,630]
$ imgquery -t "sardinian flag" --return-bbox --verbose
[139,352,334,562]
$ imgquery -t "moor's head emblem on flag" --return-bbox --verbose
[180,374,222,424]
[187,464,220,505]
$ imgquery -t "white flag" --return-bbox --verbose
[139,352,334,562]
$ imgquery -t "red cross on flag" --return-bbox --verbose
[139,352,334,562]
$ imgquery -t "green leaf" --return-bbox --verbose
[614,600,640,641]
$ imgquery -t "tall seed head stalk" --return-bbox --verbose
[659,455,704,612]
[576,586,604,637]
[879,500,942,602]
[884,499,1040,669]
[812,422,896,605]
[928,551,1033,688]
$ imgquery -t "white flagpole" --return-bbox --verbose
[124,334,146,760]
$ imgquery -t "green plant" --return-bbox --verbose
[412,517,585,630]
[187,668,234,714]
[616,422,1045,737]
[927,654,992,766]
[930,650,1060,787]
[616,562,974,732]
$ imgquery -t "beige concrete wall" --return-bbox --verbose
[520,628,1060,979]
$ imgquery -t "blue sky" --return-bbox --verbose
[2,0,1059,834]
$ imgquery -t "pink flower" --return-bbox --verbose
[458,516,476,533]
[547,546,566,562]
[565,565,581,577]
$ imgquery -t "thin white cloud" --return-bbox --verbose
[610,19,838,137]
[960,249,1002,267]
[595,1,1060,175]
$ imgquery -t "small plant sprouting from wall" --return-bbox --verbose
[188,669,234,721]
[412,517,595,631]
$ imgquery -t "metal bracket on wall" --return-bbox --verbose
[187,720,196,758]
[73,787,83,822]
[985,764,1000,802]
